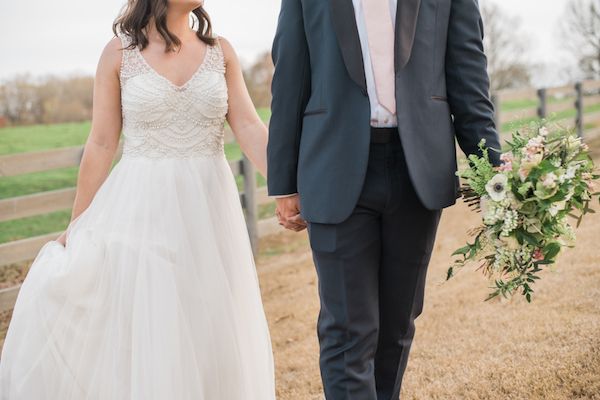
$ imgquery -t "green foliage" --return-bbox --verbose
[456,140,496,196]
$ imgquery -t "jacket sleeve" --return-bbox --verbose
[445,0,501,166]
[267,0,311,196]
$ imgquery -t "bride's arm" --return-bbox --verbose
[220,37,268,178]
[58,38,123,244]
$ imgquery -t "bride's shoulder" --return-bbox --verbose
[96,36,126,78]
[103,36,125,58]
[215,36,238,66]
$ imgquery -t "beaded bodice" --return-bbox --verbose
[118,34,228,158]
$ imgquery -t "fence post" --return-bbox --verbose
[537,88,547,120]
[574,82,584,138]
[242,156,259,255]
[491,93,501,131]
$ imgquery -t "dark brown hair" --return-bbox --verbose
[113,0,216,51]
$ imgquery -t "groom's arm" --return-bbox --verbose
[445,0,501,166]
[267,0,311,196]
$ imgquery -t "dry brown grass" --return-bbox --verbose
[2,150,600,399]
[259,205,600,400]
[258,139,600,399]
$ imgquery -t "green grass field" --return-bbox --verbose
[1,101,598,245]
[0,108,271,244]
[499,100,600,133]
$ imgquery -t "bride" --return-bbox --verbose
[0,0,275,398]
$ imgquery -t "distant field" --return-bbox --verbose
[0,107,272,156]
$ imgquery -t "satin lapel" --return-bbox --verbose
[330,0,367,92]
[395,0,422,70]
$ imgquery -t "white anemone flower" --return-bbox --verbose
[486,174,509,202]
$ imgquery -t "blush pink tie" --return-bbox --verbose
[361,0,396,114]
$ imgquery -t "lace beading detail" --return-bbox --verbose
[118,34,228,159]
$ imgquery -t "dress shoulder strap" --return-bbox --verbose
[117,33,148,86]
[205,36,226,74]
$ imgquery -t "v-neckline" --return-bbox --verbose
[136,44,211,91]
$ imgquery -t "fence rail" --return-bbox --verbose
[2,80,600,313]
[0,142,279,268]
[493,80,600,139]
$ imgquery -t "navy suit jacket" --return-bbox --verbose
[267,0,501,224]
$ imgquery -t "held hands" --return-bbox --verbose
[275,195,307,232]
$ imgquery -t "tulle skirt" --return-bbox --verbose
[0,154,275,399]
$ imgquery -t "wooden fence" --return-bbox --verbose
[1,79,600,313]
[492,79,600,138]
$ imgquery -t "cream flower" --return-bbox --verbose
[519,167,530,182]
[565,164,579,180]
[524,136,544,155]
[486,174,509,202]
[480,195,490,215]
[525,152,544,167]
[549,200,567,216]
[518,152,543,181]
[506,191,522,209]
[541,172,558,189]
[500,235,521,250]
[566,136,581,152]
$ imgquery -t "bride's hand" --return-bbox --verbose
[56,231,67,247]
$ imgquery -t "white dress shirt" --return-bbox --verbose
[352,0,398,128]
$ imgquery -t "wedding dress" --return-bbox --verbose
[0,35,275,399]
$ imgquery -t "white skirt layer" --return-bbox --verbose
[0,155,275,400]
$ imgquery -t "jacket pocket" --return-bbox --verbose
[303,108,327,117]
[430,95,448,102]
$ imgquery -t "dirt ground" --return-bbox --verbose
[259,201,600,400]
[2,181,599,399]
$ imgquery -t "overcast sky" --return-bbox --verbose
[0,0,571,84]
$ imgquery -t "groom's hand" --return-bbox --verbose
[275,195,307,232]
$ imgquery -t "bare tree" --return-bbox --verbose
[561,0,600,80]
[481,2,532,90]
[0,75,40,125]
[0,74,93,126]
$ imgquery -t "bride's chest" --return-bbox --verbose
[120,70,229,121]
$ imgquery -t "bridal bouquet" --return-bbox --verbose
[447,123,599,302]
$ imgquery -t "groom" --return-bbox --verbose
[268,0,500,398]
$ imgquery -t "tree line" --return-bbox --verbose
[483,0,600,91]
[0,53,273,127]
[0,0,598,127]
